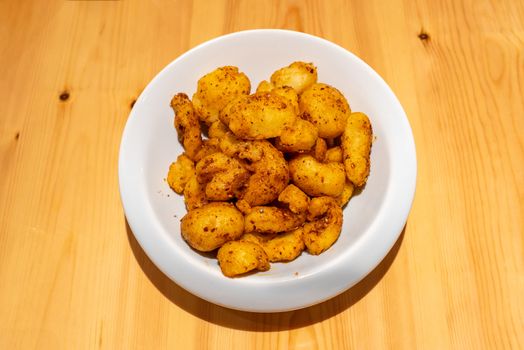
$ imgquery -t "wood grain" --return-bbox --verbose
[1,0,523,349]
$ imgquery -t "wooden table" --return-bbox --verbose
[1,1,523,348]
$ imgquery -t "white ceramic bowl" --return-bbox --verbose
[119,29,416,312]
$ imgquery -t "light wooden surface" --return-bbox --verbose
[1,0,523,349]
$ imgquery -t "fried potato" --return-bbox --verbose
[313,138,327,162]
[218,131,246,157]
[261,228,305,262]
[256,82,299,113]
[300,83,350,138]
[171,93,203,160]
[278,184,310,214]
[195,152,250,201]
[193,138,220,162]
[217,136,290,206]
[289,155,346,197]
[221,132,280,162]
[341,112,373,187]
[336,181,354,207]
[181,202,244,252]
[208,120,229,139]
[217,240,270,277]
[183,175,208,210]
[167,154,195,194]
[168,62,374,277]
[192,66,251,125]
[244,206,306,234]
[240,232,272,244]
[235,199,252,215]
[256,80,274,93]
[242,229,304,262]
[303,197,343,255]
[236,140,289,206]
[275,118,318,153]
[325,146,343,163]
[270,61,317,94]
[220,92,296,140]
[271,86,299,114]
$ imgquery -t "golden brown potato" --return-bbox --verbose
[313,138,327,162]
[275,118,318,153]
[256,80,274,93]
[167,154,195,194]
[193,138,220,162]
[303,197,343,255]
[168,62,374,277]
[278,184,310,214]
[325,146,343,163]
[183,175,208,210]
[289,155,346,197]
[300,83,351,138]
[195,152,250,201]
[217,240,270,277]
[208,120,229,139]
[336,181,354,207]
[234,140,289,206]
[192,66,251,125]
[341,112,373,187]
[256,82,299,113]
[241,229,304,262]
[235,199,252,215]
[219,92,296,140]
[218,131,245,157]
[270,61,317,94]
[239,141,289,206]
[181,202,244,252]
[244,206,306,234]
[261,228,305,262]
[240,232,273,245]
[171,93,203,160]
[271,86,299,114]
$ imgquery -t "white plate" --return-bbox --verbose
[119,29,416,312]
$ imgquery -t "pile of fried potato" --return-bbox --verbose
[167,62,373,277]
